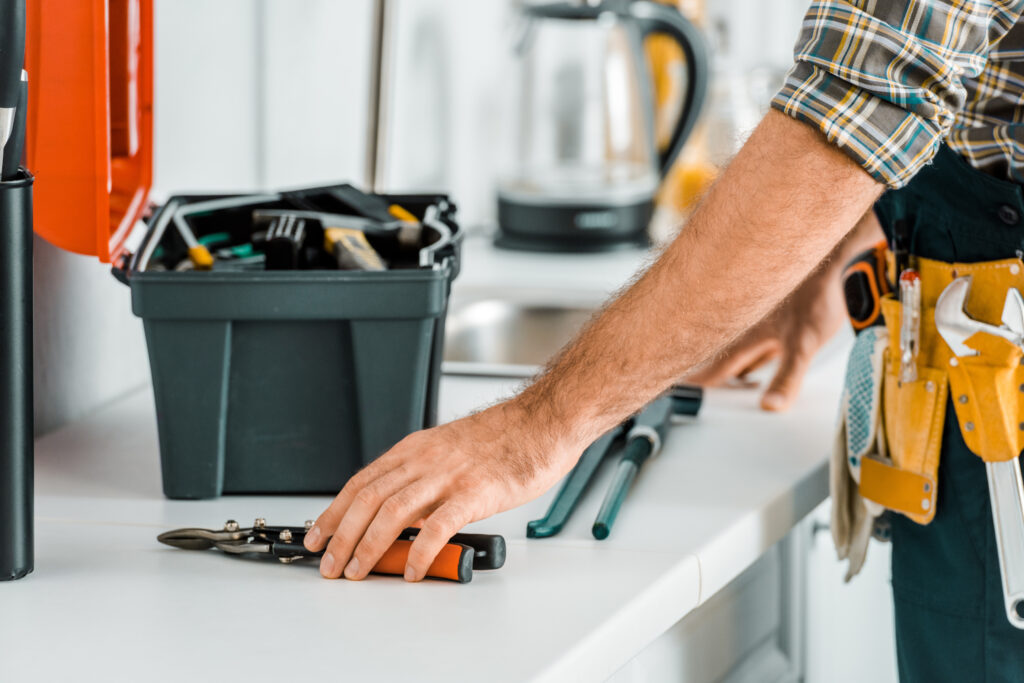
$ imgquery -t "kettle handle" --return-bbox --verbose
[628,1,708,179]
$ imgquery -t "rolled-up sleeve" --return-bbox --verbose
[771,0,1024,188]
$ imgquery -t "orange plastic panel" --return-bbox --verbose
[25,0,152,262]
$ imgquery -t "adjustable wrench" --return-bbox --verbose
[936,276,1024,628]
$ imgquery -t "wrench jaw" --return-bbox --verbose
[935,276,1024,357]
[1003,287,1024,340]
[935,277,982,357]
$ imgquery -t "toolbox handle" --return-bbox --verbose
[110,260,130,286]
[109,208,157,285]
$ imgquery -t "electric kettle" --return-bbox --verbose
[496,0,708,252]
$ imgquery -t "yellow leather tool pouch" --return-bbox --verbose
[856,255,1024,524]
[946,332,1024,464]
[859,296,945,524]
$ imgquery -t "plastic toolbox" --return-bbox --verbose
[121,189,462,499]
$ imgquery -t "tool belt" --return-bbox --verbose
[855,253,1024,525]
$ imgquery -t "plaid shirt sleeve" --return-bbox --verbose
[771,0,1024,188]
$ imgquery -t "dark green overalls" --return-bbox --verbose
[875,146,1024,682]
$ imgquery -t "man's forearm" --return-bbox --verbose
[512,111,883,457]
[817,204,886,283]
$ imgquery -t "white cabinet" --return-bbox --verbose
[609,541,795,682]
[607,504,899,683]
[804,501,898,683]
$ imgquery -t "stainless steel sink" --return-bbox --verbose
[443,299,597,377]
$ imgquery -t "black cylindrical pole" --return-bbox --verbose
[0,169,32,581]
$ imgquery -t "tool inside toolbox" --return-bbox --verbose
[135,183,456,274]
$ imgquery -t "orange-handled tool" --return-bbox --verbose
[372,539,473,583]
[157,520,506,584]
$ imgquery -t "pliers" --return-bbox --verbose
[158,519,506,583]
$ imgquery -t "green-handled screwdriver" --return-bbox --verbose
[592,395,676,540]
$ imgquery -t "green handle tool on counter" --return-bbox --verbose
[527,385,702,540]
[527,425,625,538]
[592,396,675,539]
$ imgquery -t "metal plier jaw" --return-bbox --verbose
[157,519,319,563]
[936,276,1024,629]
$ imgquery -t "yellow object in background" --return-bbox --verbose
[645,0,703,150]
[645,0,714,223]
[646,33,685,150]
[661,159,717,215]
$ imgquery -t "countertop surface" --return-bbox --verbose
[453,231,653,306]
[2,235,848,682]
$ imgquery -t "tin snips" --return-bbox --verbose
[158,519,506,583]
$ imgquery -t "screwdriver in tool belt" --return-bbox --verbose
[593,395,675,539]
[899,268,921,383]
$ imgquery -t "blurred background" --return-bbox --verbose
[36,0,811,435]
[30,3,898,680]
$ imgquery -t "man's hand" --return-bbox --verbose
[303,401,582,581]
[687,211,884,411]
[686,266,846,411]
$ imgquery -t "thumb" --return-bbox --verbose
[761,338,814,412]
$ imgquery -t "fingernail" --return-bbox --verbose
[320,552,335,577]
[762,393,785,411]
[304,526,321,549]
[404,566,416,582]
[343,557,360,579]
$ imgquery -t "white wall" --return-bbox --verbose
[33,0,269,434]
[32,239,149,435]
[154,0,812,218]
[259,0,372,188]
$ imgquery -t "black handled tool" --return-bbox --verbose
[398,527,506,570]
[253,208,419,248]
[0,0,25,179]
[670,383,703,417]
[253,209,398,234]
[263,215,308,270]
[158,519,506,583]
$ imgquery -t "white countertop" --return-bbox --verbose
[2,235,849,682]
